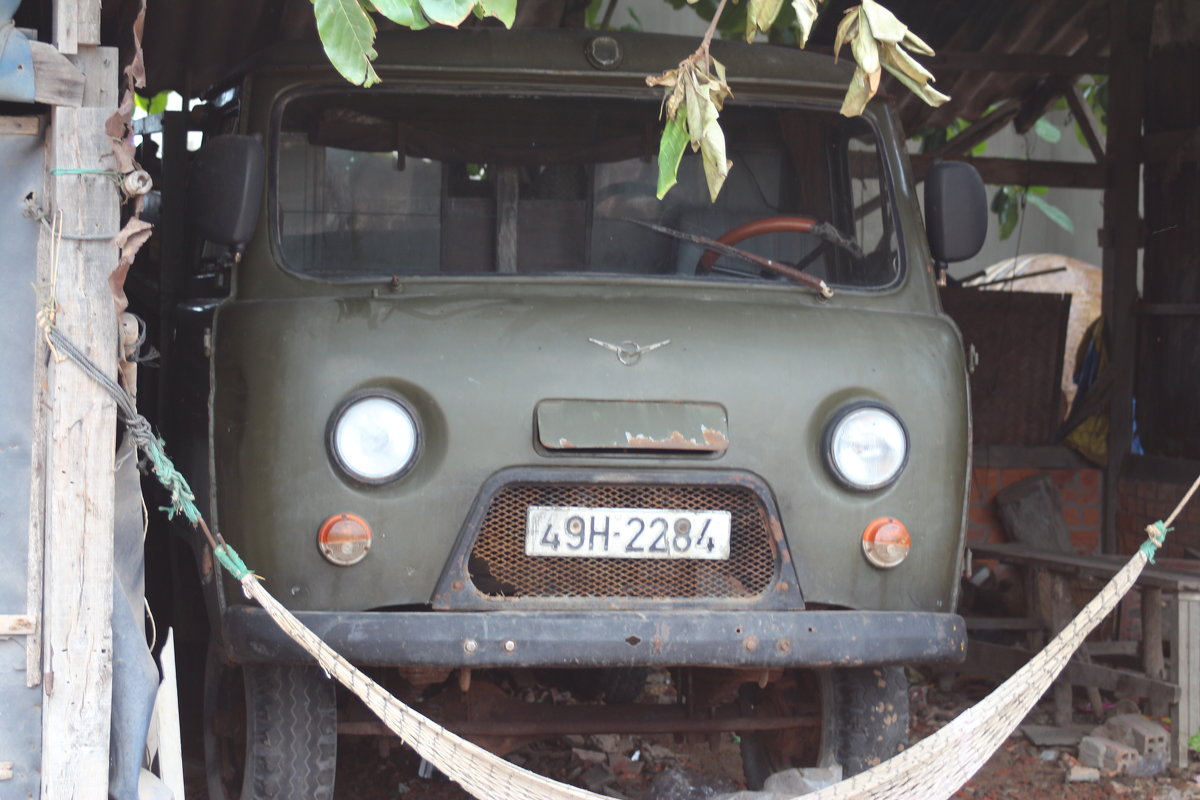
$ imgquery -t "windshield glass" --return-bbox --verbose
[274,90,899,288]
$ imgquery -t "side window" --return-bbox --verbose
[841,121,899,287]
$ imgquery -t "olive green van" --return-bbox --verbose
[174,27,986,799]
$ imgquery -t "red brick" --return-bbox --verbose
[1070,529,1100,554]
[1078,469,1102,489]
[968,504,997,525]
[1082,507,1101,527]
[1062,506,1083,526]
[1048,469,1074,488]
[999,468,1039,486]
[1061,485,1101,506]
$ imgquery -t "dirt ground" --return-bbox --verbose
[184,670,1200,799]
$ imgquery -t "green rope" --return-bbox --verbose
[50,168,121,177]
[213,543,253,582]
[1139,520,1170,564]
[143,437,201,525]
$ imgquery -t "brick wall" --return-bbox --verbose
[968,467,1103,554]
[1117,475,1200,558]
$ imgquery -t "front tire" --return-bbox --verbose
[204,645,338,799]
[831,666,909,776]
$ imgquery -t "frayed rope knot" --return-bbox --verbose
[214,543,253,582]
[1139,520,1170,564]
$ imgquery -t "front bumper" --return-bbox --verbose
[223,607,967,668]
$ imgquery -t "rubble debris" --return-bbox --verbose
[1103,715,1169,756]
[1079,734,1141,773]
[1067,765,1101,783]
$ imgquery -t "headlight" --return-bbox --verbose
[824,404,908,491]
[328,393,421,484]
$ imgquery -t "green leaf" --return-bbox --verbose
[1026,192,1074,233]
[992,186,1019,240]
[373,0,430,28]
[746,0,784,41]
[417,0,476,26]
[792,0,820,48]
[312,0,381,86]
[1189,732,1200,753]
[839,65,872,117]
[477,0,516,27]
[134,90,171,115]
[1034,116,1062,144]
[656,115,689,199]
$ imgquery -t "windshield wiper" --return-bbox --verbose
[620,218,834,298]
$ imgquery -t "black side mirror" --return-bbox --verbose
[924,159,987,266]
[190,135,265,248]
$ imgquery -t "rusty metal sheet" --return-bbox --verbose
[536,399,729,452]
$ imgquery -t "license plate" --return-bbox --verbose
[525,506,731,560]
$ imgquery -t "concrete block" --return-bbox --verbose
[1067,765,1101,783]
[1078,735,1140,773]
[1102,714,1168,755]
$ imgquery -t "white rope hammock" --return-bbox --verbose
[214,480,1195,800]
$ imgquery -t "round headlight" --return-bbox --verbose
[825,404,908,491]
[328,393,420,484]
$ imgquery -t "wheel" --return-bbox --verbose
[204,645,338,800]
[738,666,908,787]
[830,666,909,776]
[696,216,818,273]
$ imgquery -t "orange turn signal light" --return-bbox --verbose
[861,517,911,569]
[318,512,372,566]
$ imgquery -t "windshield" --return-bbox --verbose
[273,90,899,288]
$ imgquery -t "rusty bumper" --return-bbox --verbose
[222,608,966,668]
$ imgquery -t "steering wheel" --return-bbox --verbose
[696,216,819,274]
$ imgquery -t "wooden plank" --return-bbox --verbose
[0,117,41,135]
[1101,0,1153,555]
[1169,593,1198,769]
[929,101,1020,159]
[923,51,1110,76]
[962,640,1181,705]
[1144,586,1166,716]
[968,543,1200,591]
[1064,84,1106,163]
[30,41,84,107]
[53,0,77,55]
[0,615,36,635]
[972,444,1093,470]
[496,166,518,274]
[1141,128,1200,165]
[1082,640,1139,657]
[909,155,1105,189]
[39,42,119,798]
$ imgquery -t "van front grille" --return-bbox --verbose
[467,483,777,600]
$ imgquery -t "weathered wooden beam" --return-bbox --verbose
[1065,83,1107,163]
[1100,0,1153,555]
[910,154,1106,189]
[930,100,1020,159]
[1141,128,1200,165]
[963,640,1181,706]
[0,117,41,135]
[30,41,85,107]
[39,42,119,798]
[0,616,36,635]
[923,51,1110,76]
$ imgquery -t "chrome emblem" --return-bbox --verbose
[588,337,671,366]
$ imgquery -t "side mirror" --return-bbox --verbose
[190,135,265,248]
[924,159,987,265]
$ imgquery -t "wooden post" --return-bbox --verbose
[1100,0,1153,554]
[38,39,120,798]
[1142,586,1166,717]
[1169,593,1198,769]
